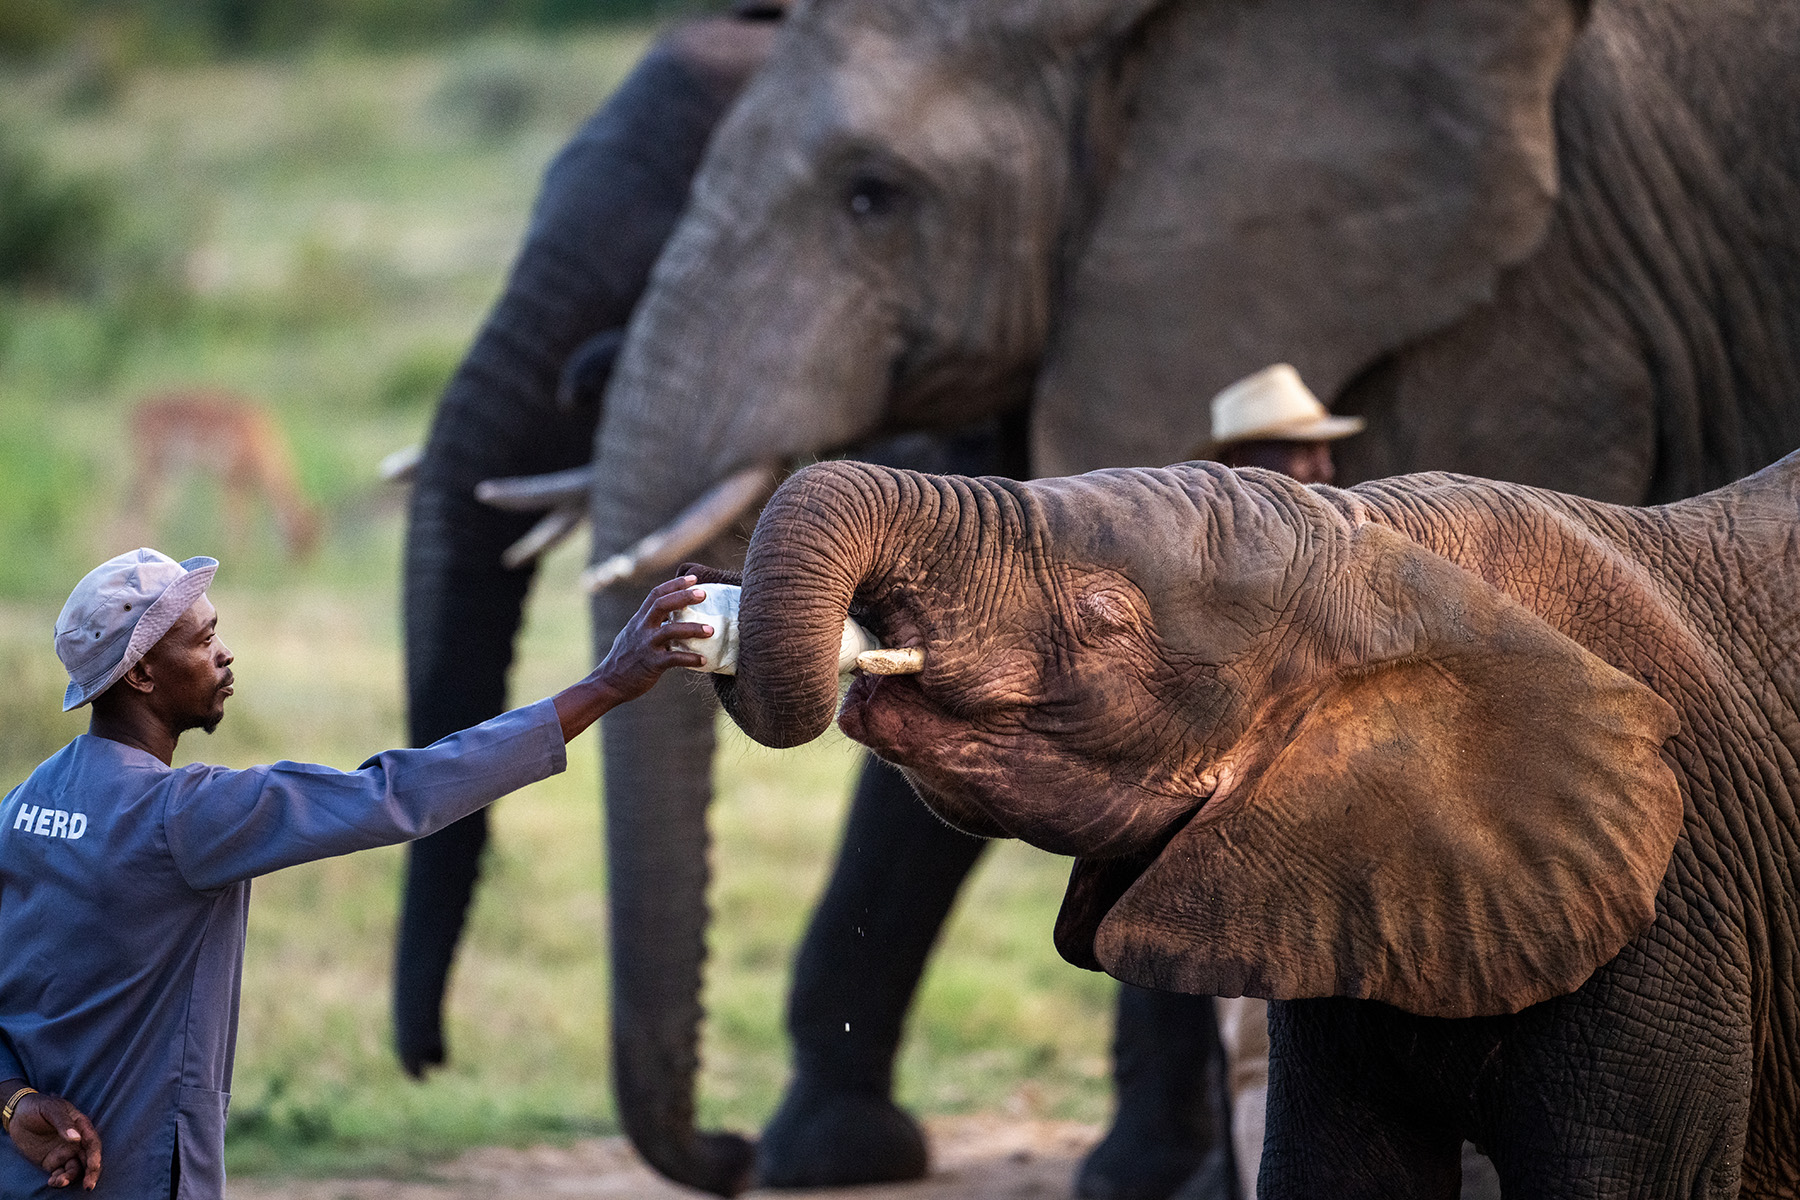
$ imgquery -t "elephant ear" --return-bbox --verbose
[1086,522,1683,1018]
[1030,0,1582,475]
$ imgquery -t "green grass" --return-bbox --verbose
[0,27,1114,1178]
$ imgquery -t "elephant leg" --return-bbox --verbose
[1478,952,1752,1200]
[756,755,988,1188]
[1078,988,1236,1200]
[392,807,490,1077]
[1257,1000,1463,1200]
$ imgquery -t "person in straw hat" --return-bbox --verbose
[1209,363,1364,484]
[1,548,715,1197]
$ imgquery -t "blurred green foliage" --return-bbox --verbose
[0,0,722,61]
[378,341,463,409]
[0,128,113,293]
[0,0,71,60]
[0,27,654,601]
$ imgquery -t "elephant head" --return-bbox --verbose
[713,459,1685,1018]
[599,0,1585,494]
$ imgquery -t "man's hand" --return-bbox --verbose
[8,1092,102,1191]
[553,577,713,742]
[595,576,715,704]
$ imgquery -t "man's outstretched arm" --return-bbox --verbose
[162,577,712,889]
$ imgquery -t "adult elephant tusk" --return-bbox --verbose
[380,444,423,484]
[583,464,779,593]
[501,504,587,570]
[854,648,925,675]
[476,465,594,512]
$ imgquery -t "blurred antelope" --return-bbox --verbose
[126,390,322,558]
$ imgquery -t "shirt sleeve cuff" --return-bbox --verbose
[518,697,569,780]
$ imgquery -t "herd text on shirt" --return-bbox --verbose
[11,804,88,840]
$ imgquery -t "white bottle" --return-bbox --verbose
[673,584,917,676]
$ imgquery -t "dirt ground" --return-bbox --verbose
[227,1116,1102,1200]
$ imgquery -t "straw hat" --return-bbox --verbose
[1210,364,1365,448]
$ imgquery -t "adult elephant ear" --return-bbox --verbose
[1081,522,1684,1018]
[1029,0,1583,474]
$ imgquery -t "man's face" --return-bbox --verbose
[1219,438,1337,484]
[141,596,235,735]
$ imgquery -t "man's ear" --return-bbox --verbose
[1080,522,1683,1018]
[120,658,156,694]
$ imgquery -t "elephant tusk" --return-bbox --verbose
[500,504,587,570]
[582,465,780,593]
[669,584,923,677]
[380,444,422,484]
[476,465,593,512]
[854,648,925,675]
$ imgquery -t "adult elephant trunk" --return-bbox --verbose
[584,332,800,1194]
[592,582,752,1194]
[397,241,602,1075]
[590,290,896,1194]
[394,13,776,1099]
[586,74,911,1181]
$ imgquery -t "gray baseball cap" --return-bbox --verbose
[56,548,219,711]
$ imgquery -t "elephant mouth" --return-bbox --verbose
[840,649,1225,974]
[836,673,1018,839]
[840,667,1219,854]
[836,669,908,742]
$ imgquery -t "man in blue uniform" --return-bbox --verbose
[1,548,714,1196]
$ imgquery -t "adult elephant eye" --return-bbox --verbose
[845,172,906,220]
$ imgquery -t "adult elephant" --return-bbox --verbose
[396,7,1231,1198]
[707,451,1800,1196]
[583,0,1800,1191]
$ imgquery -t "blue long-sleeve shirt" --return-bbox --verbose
[0,700,567,1198]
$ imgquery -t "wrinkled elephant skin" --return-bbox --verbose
[719,452,1800,1197]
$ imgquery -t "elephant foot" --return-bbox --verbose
[396,1028,446,1080]
[754,1074,929,1188]
[1077,1122,1235,1200]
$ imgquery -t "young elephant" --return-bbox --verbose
[705,451,1800,1197]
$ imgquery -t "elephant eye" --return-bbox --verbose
[845,172,906,221]
[1078,590,1138,634]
